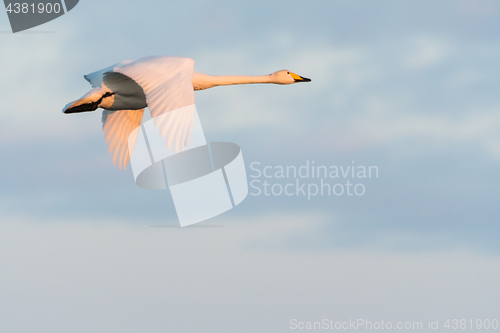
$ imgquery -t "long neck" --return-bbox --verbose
[192,71,272,91]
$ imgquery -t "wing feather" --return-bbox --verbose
[102,109,144,169]
[84,60,133,88]
[113,56,196,153]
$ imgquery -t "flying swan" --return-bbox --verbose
[62,56,311,169]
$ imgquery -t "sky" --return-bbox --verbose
[1,0,500,332]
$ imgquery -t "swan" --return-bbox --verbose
[62,56,311,169]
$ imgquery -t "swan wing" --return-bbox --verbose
[113,56,195,152]
[84,60,133,88]
[102,109,144,169]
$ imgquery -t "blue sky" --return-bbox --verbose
[1,0,500,332]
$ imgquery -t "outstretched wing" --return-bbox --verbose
[84,60,133,88]
[102,109,144,170]
[113,56,195,152]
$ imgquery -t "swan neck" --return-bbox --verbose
[192,72,272,90]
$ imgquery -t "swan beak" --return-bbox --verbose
[296,76,311,82]
[290,72,311,82]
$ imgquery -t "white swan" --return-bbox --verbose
[63,56,311,169]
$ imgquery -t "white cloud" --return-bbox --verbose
[402,36,453,71]
[0,216,499,332]
[347,108,500,153]
[0,32,102,143]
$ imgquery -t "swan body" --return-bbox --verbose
[63,56,311,169]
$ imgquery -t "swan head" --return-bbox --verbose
[270,70,311,84]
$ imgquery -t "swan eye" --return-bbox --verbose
[287,72,290,74]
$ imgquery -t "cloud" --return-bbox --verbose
[2,3,500,330]
[1,0,500,263]
[0,216,499,332]
[402,36,453,71]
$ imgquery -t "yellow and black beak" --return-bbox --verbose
[290,72,311,82]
